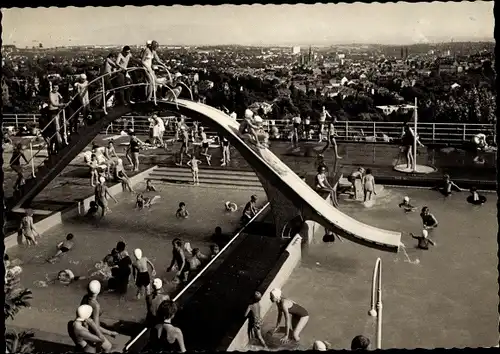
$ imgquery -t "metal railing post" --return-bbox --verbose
[432,124,435,142]
[33,114,36,123]
[62,109,68,145]
[30,142,35,178]
[15,114,18,129]
[102,77,107,114]
[131,117,135,132]
[373,121,376,139]
[463,124,466,141]
[345,121,349,139]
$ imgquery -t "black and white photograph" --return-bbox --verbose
[2,2,497,352]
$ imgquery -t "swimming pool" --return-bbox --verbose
[6,182,267,343]
[254,187,497,350]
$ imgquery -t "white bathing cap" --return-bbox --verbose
[76,304,93,321]
[99,176,106,184]
[146,40,152,45]
[270,288,282,299]
[134,248,142,259]
[230,112,237,119]
[88,280,101,294]
[174,72,182,79]
[403,196,409,203]
[313,341,327,351]
[153,278,163,290]
[254,116,263,124]
[422,229,428,238]
[245,109,254,119]
[225,201,231,207]
[80,74,87,80]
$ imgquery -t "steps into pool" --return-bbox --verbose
[147,166,264,190]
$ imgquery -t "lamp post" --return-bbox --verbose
[368,257,382,349]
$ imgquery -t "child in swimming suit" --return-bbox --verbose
[47,233,75,263]
[399,196,417,213]
[411,229,436,250]
[225,201,238,212]
[362,168,377,202]
[132,248,156,300]
[210,244,220,259]
[245,291,268,348]
[176,202,189,219]
[467,187,487,205]
[187,155,202,185]
[146,179,157,192]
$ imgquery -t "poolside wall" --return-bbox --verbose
[225,233,303,351]
[4,167,155,250]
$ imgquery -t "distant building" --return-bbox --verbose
[292,46,301,55]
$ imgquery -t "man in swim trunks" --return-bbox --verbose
[47,233,74,263]
[176,125,190,166]
[167,238,187,283]
[245,291,268,348]
[94,176,118,218]
[269,288,309,343]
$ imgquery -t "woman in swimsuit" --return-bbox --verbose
[19,209,40,246]
[315,166,337,207]
[420,206,438,231]
[318,106,331,143]
[362,168,377,202]
[141,40,168,101]
[132,248,156,300]
[221,136,231,167]
[151,300,186,353]
[68,304,113,353]
[199,127,212,165]
[104,140,119,164]
[115,159,134,192]
[128,133,144,172]
[269,288,309,343]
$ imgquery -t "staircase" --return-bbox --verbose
[147,166,264,190]
[12,106,132,209]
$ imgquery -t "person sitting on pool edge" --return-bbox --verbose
[269,288,309,344]
[47,233,75,263]
[411,229,436,250]
[241,195,259,224]
[467,187,487,205]
[399,196,417,213]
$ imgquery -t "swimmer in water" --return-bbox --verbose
[241,195,259,224]
[86,201,99,219]
[411,229,436,250]
[467,187,487,205]
[351,335,371,350]
[135,193,160,209]
[269,288,309,343]
[186,154,202,185]
[176,202,189,218]
[244,291,268,349]
[132,248,156,300]
[434,174,462,196]
[68,304,113,353]
[57,269,86,285]
[420,206,438,231]
[146,278,171,326]
[47,233,75,263]
[167,238,187,283]
[362,168,377,202]
[209,244,220,259]
[225,201,238,212]
[146,179,157,192]
[399,196,417,213]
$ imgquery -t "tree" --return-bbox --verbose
[5,266,35,354]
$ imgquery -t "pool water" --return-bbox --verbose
[7,183,267,336]
[256,187,497,350]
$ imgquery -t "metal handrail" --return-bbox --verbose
[124,201,271,352]
[175,81,194,101]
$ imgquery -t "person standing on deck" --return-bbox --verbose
[48,83,66,153]
[318,106,331,143]
[68,304,113,353]
[74,74,90,130]
[116,45,134,105]
[141,40,168,102]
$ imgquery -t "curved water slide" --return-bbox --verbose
[140,99,402,252]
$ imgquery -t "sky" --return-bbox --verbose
[2,2,494,47]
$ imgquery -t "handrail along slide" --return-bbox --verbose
[124,202,271,352]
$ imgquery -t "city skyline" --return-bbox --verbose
[2,2,494,48]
